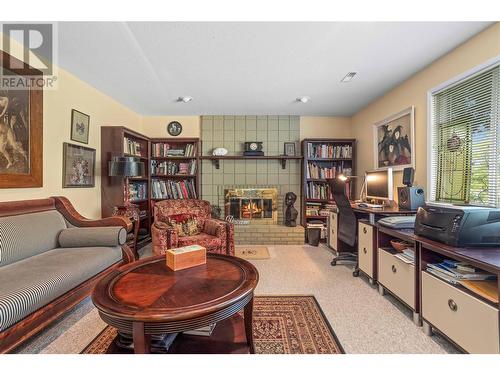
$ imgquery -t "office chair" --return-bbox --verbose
[327,178,359,275]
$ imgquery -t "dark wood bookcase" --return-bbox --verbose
[301,138,356,241]
[101,126,200,249]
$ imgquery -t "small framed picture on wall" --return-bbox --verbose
[70,109,90,144]
[62,142,96,188]
[284,142,296,156]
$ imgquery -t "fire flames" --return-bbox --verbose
[241,201,262,218]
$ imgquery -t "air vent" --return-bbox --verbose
[341,72,357,83]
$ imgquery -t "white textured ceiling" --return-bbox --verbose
[56,22,492,116]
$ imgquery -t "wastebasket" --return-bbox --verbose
[307,228,321,246]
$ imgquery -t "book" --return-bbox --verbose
[459,280,499,304]
[183,323,217,337]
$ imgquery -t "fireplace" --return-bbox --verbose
[225,187,278,223]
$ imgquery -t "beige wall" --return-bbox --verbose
[300,116,352,140]
[0,67,142,218]
[351,23,500,198]
[142,116,201,138]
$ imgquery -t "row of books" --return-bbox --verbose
[152,143,197,157]
[394,248,415,265]
[128,182,147,201]
[306,162,352,179]
[151,160,196,175]
[307,143,352,159]
[426,259,496,285]
[305,182,332,200]
[124,137,144,157]
[305,201,332,216]
[151,179,198,200]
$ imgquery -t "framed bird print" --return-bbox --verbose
[373,106,415,171]
[70,109,90,144]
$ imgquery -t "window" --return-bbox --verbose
[429,63,500,207]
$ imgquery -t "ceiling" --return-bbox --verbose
[55,22,492,116]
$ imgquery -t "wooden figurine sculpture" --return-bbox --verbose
[284,192,298,227]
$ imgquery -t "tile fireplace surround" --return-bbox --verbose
[200,116,304,244]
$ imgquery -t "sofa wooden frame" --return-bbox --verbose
[0,196,134,353]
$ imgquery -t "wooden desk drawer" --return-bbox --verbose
[422,272,499,353]
[358,222,373,277]
[328,212,338,250]
[378,248,415,309]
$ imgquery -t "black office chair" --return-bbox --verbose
[327,178,359,275]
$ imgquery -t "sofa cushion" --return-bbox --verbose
[177,233,222,251]
[0,245,121,332]
[0,211,67,267]
[58,227,127,248]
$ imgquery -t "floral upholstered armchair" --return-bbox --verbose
[151,199,234,256]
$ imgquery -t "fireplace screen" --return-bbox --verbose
[225,188,278,222]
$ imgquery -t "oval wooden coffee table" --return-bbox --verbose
[92,253,259,354]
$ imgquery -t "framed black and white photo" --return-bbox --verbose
[70,109,90,144]
[284,142,296,156]
[62,143,96,188]
[373,106,415,171]
[167,121,182,136]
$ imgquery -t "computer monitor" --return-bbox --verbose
[365,168,393,201]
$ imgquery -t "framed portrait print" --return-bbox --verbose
[62,142,96,188]
[373,106,415,171]
[70,109,90,144]
[284,142,296,156]
[0,51,43,188]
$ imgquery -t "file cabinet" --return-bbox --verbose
[422,271,499,354]
[328,211,338,251]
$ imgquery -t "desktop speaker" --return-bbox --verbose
[402,167,415,187]
[398,186,425,210]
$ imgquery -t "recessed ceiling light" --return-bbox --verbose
[178,96,193,103]
[341,72,357,83]
[296,96,310,103]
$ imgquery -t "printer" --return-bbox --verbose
[415,203,500,247]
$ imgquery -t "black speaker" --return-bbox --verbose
[402,167,415,187]
[398,186,425,210]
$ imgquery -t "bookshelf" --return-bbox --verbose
[101,127,200,249]
[301,138,356,242]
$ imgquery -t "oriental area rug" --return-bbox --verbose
[82,296,344,354]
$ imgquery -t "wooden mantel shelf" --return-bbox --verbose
[200,155,303,169]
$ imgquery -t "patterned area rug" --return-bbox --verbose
[82,296,343,354]
[235,246,270,260]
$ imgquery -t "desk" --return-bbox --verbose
[351,203,417,224]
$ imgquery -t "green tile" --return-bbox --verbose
[279,131,290,142]
[279,118,290,131]
[256,174,268,185]
[235,174,246,184]
[202,141,212,155]
[235,142,245,154]
[202,173,212,185]
[223,142,235,153]
[224,160,235,173]
[224,118,235,131]
[256,132,267,142]
[202,130,213,141]
[245,117,256,131]
[257,118,268,132]
[212,173,224,185]
[224,131,234,141]
[290,130,300,142]
[224,174,235,185]
[268,118,278,130]
[268,160,279,174]
[267,174,279,185]
[213,118,223,131]
[212,130,223,142]
[245,130,257,142]
[234,160,245,171]
[202,184,213,196]
[245,160,257,174]
[268,131,279,141]
[234,131,245,141]
[267,141,279,154]
[245,174,257,185]
[256,160,268,174]
[235,118,246,131]
[201,116,213,131]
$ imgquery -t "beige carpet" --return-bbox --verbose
[235,246,270,260]
[14,244,458,354]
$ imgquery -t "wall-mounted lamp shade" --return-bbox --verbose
[108,156,145,177]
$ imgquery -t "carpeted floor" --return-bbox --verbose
[14,244,459,354]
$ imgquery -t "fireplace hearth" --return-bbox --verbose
[225,187,278,224]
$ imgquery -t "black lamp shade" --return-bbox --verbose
[108,156,145,177]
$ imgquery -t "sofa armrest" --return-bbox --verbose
[58,227,127,248]
[152,221,178,255]
[52,196,132,232]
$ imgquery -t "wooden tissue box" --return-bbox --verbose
[166,245,206,271]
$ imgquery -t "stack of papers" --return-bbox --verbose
[426,259,496,285]
[395,248,415,265]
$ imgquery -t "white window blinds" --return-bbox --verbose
[430,64,500,207]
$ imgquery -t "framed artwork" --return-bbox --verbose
[284,142,296,156]
[373,106,415,171]
[0,51,43,188]
[70,109,90,144]
[62,142,96,188]
[167,121,182,136]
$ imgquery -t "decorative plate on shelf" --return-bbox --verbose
[167,121,182,136]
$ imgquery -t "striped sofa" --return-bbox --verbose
[0,197,134,353]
